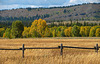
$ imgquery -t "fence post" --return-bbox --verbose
[22,44,24,58]
[60,43,63,55]
[95,43,99,53]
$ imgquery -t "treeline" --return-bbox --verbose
[49,20,100,27]
[0,20,100,28]
[0,19,100,38]
[0,14,50,22]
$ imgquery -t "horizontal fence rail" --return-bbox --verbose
[0,43,99,58]
[24,47,60,49]
[0,48,21,50]
[63,46,95,49]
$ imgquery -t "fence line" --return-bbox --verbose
[0,43,99,58]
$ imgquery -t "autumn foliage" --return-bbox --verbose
[29,19,48,37]
[1,19,100,38]
[64,27,72,37]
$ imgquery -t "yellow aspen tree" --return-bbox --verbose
[68,27,72,37]
[3,28,11,38]
[95,28,100,37]
[44,27,50,37]
[56,27,61,37]
[37,19,47,37]
[22,27,30,38]
[84,26,91,37]
[64,29,67,37]
[80,26,85,37]
[89,26,100,37]
[52,26,57,37]
[52,29,56,37]
[64,27,72,37]
[3,33,5,38]
[57,31,61,37]
[29,19,47,37]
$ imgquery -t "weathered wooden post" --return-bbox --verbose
[22,44,25,58]
[95,43,99,53]
[60,43,63,55]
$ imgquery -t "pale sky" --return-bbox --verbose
[0,0,100,10]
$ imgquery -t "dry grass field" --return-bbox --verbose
[0,38,100,64]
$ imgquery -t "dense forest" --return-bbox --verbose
[0,19,100,38]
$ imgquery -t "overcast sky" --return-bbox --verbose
[0,0,100,10]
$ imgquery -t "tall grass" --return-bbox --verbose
[0,38,100,64]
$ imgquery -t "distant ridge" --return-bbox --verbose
[0,3,100,22]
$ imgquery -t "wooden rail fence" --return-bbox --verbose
[0,43,99,58]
